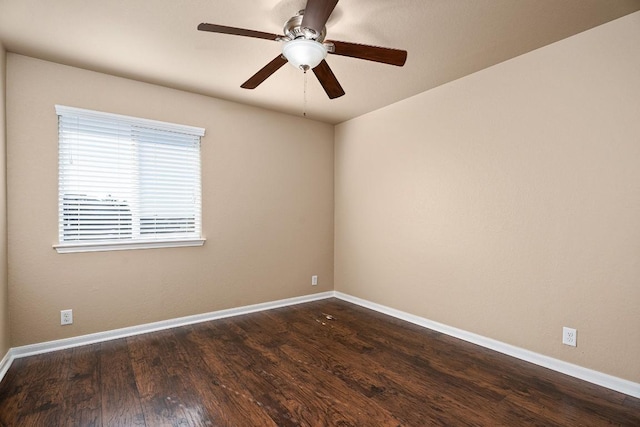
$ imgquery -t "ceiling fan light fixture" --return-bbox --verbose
[282,39,327,70]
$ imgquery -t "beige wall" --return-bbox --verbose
[335,12,640,382]
[0,45,9,357]
[7,54,334,346]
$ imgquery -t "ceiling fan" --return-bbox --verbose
[197,0,407,99]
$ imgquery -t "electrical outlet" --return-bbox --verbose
[311,275,318,286]
[562,327,576,347]
[61,309,73,326]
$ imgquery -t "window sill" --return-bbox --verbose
[53,238,206,254]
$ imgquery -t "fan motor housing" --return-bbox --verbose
[283,11,326,42]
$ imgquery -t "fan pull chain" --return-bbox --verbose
[303,69,308,118]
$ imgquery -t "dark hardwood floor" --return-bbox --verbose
[0,298,638,426]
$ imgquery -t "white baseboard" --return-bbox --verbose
[1,290,638,399]
[334,291,640,399]
[0,348,12,382]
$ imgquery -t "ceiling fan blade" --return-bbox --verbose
[197,23,280,41]
[312,59,345,99]
[241,55,289,89]
[328,40,407,66]
[301,0,339,37]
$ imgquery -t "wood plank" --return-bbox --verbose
[0,358,27,425]
[60,343,102,426]
[163,325,279,426]
[182,322,299,426]
[7,349,71,425]
[100,339,146,425]
[127,330,217,426]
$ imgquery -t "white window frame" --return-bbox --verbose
[53,105,206,253]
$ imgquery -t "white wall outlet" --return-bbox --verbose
[562,327,577,347]
[311,275,318,286]
[61,309,73,325]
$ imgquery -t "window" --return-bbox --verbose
[54,105,205,253]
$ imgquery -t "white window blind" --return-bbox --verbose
[55,105,205,252]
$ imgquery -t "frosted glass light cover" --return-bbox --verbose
[282,39,328,70]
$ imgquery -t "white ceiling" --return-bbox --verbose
[1,0,639,124]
